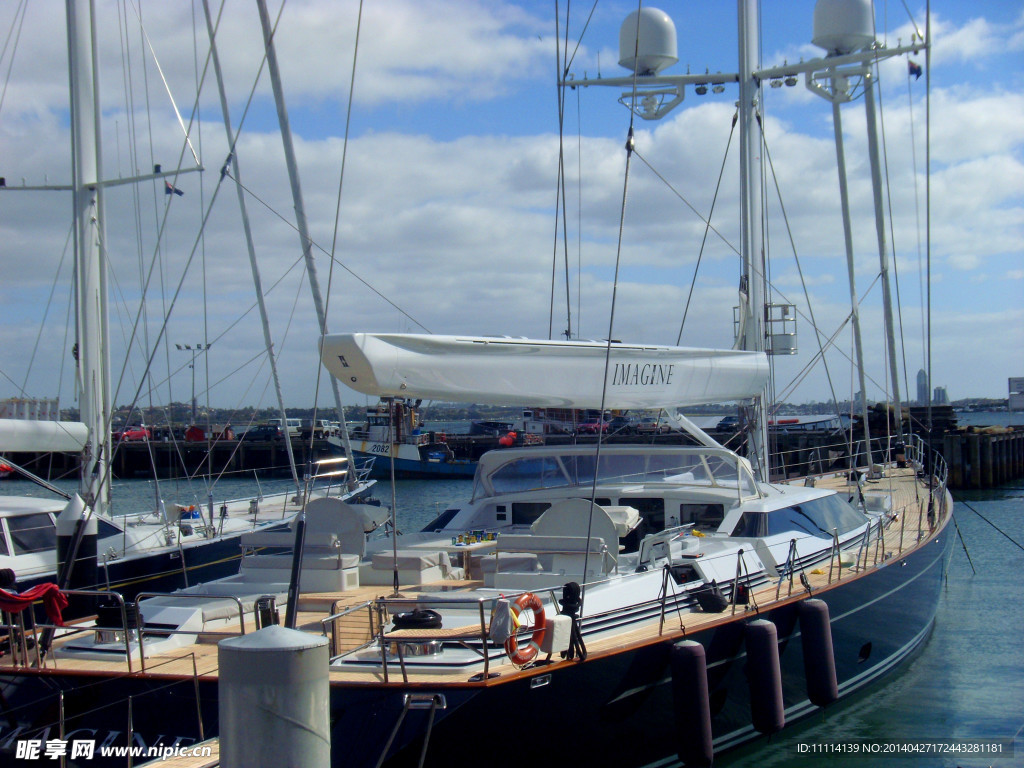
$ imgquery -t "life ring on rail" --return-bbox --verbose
[504,592,547,666]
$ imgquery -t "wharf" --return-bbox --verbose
[5,421,1022,490]
[942,428,1024,489]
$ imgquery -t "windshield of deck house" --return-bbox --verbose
[472,447,758,501]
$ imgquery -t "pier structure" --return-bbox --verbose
[3,425,1022,490]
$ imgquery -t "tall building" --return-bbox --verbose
[933,386,949,405]
[916,369,928,405]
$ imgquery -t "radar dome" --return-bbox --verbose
[812,0,875,55]
[619,8,678,75]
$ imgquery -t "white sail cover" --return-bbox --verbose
[321,333,768,409]
[0,419,89,453]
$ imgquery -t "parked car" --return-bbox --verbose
[577,418,610,434]
[267,417,301,436]
[635,417,669,434]
[301,419,333,439]
[715,415,740,431]
[607,416,637,434]
[114,425,151,442]
[240,424,284,442]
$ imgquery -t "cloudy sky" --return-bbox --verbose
[0,1,1021,417]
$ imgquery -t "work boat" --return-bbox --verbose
[0,3,951,768]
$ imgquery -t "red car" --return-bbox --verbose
[115,425,151,442]
[577,418,610,434]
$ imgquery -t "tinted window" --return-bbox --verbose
[732,511,767,537]
[620,497,665,531]
[512,502,551,526]
[8,513,56,555]
[489,457,565,493]
[96,519,122,539]
[421,508,459,532]
[766,494,866,538]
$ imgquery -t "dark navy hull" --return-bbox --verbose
[16,525,288,607]
[0,515,952,768]
[345,516,953,767]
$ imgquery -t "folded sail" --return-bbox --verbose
[0,419,89,453]
[321,333,768,409]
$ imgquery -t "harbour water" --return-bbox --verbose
[720,481,1024,767]
[3,415,1021,767]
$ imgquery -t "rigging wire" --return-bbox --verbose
[549,1,570,339]
[19,225,74,396]
[676,112,737,345]
[224,171,431,334]
[319,0,366,491]
[0,0,28,118]
[951,492,1024,554]
[632,150,740,258]
[759,132,847,432]
[558,1,573,339]
[582,0,646,614]
[905,54,926,386]
[925,0,933,439]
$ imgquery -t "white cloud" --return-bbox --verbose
[0,2,1020,406]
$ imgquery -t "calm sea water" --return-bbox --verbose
[719,482,1024,768]
[4,413,1022,766]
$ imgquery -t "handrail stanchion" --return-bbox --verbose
[828,530,840,583]
[478,599,489,679]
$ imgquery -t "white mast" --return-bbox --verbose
[864,72,904,432]
[736,0,769,481]
[66,0,111,517]
[257,0,360,489]
[203,0,301,493]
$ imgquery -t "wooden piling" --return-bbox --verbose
[944,434,963,489]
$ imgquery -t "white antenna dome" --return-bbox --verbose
[812,0,875,55]
[619,7,678,75]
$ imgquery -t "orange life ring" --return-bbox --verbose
[503,592,547,666]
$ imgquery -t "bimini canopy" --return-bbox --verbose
[320,333,768,409]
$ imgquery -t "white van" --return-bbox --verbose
[267,418,301,436]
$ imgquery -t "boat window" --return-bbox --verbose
[766,494,866,538]
[489,456,566,494]
[601,454,648,484]
[420,508,460,533]
[647,452,709,482]
[703,455,756,496]
[7,513,57,555]
[731,511,768,537]
[0,530,8,557]
[96,519,122,539]
[512,502,550,526]
[563,454,650,486]
[620,497,665,531]
[680,503,725,528]
[561,454,596,485]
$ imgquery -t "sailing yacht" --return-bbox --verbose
[0,3,951,767]
[0,0,377,602]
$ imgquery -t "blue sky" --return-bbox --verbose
[0,1,1021,415]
